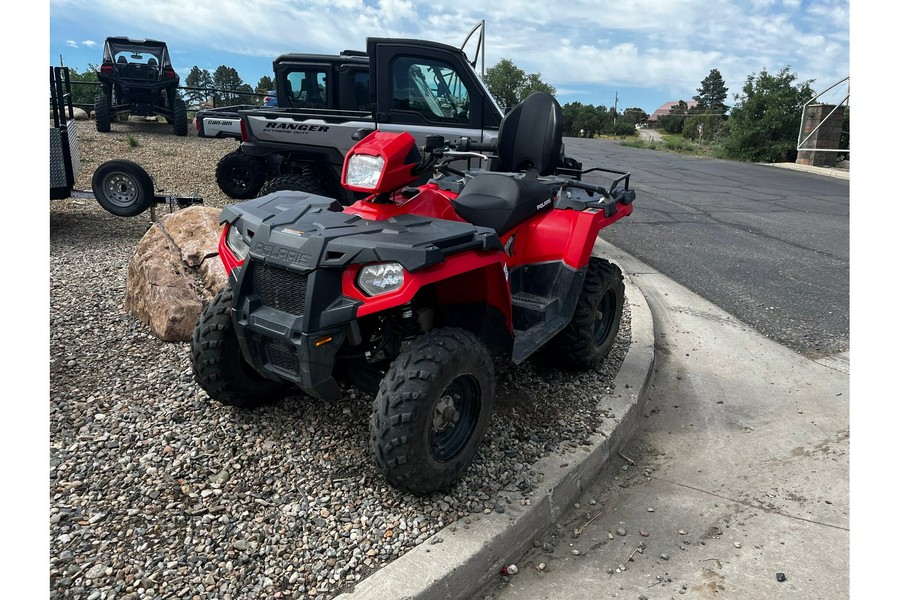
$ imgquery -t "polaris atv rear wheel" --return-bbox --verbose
[94,94,111,133]
[257,172,329,198]
[552,257,624,367]
[369,328,495,495]
[191,287,288,409]
[215,150,268,199]
[172,97,188,136]
[91,159,154,217]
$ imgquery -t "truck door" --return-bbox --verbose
[367,38,502,145]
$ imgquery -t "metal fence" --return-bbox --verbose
[61,78,271,113]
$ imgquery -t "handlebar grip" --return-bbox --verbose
[455,136,496,153]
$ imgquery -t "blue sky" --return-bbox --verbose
[48,0,849,114]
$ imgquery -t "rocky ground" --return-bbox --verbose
[49,117,631,600]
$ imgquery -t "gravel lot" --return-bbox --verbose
[49,117,631,600]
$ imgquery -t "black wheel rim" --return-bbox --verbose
[593,289,617,347]
[429,374,481,462]
[228,167,250,192]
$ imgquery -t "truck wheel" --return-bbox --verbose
[94,94,111,132]
[191,287,288,409]
[551,257,624,367]
[257,172,329,198]
[91,160,155,217]
[369,328,495,495]
[215,150,268,199]
[172,97,188,136]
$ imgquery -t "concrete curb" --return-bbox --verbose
[336,259,656,600]
[764,162,849,180]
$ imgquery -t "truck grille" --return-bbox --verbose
[252,263,308,315]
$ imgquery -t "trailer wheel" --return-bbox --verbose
[215,150,268,199]
[551,257,624,367]
[94,94,111,133]
[191,287,288,409]
[369,328,495,495]
[172,97,188,136]
[91,160,155,217]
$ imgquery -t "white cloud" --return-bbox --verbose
[48,0,848,108]
[82,40,97,48]
[66,40,78,48]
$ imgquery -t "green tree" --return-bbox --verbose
[255,75,275,96]
[67,65,100,108]
[484,59,525,112]
[693,68,729,113]
[520,73,556,99]
[722,66,814,162]
[561,102,615,137]
[659,100,689,133]
[184,66,213,106]
[484,58,556,112]
[621,107,649,126]
[212,65,245,105]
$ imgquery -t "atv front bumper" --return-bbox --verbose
[229,254,363,402]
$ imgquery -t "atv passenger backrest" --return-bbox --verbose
[117,56,127,64]
[147,58,158,66]
[495,91,563,176]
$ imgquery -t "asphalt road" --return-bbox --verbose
[564,137,849,358]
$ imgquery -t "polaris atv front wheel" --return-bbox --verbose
[215,150,268,199]
[191,287,288,409]
[552,257,625,367]
[369,328,495,495]
[91,160,155,217]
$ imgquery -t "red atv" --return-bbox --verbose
[191,91,634,494]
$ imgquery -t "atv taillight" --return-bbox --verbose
[100,62,114,74]
[162,67,177,79]
[240,119,249,142]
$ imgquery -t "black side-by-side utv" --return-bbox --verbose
[94,36,188,136]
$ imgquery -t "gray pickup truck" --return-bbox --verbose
[198,36,508,202]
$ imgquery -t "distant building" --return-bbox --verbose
[647,100,698,127]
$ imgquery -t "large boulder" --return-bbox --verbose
[125,206,228,342]
[51,107,89,120]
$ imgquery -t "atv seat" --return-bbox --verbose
[451,91,564,234]
[452,173,553,236]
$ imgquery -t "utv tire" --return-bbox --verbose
[215,150,268,199]
[94,94,111,133]
[172,97,188,136]
[191,287,288,409]
[552,257,625,367]
[91,159,155,217]
[257,172,330,198]
[369,328,495,495]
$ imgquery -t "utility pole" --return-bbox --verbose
[613,91,619,125]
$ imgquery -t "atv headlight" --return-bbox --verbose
[345,154,384,190]
[225,224,250,261]
[358,262,404,296]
